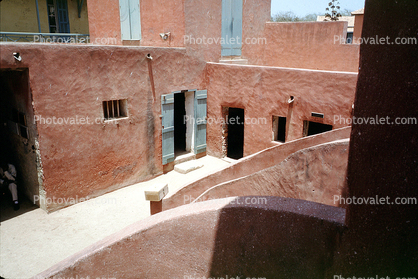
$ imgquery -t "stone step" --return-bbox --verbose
[218,58,248,65]
[174,152,196,165]
[174,160,204,174]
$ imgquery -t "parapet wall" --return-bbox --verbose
[243,21,360,72]
[163,127,351,211]
[195,139,349,208]
[33,197,346,278]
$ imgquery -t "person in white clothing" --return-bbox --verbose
[0,163,19,211]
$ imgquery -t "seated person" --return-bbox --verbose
[0,163,19,211]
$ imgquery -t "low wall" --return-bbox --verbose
[195,139,349,207]
[243,21,360,72]
[163,126,351,211]
[33,197,346,278]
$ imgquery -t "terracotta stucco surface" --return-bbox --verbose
[326,0,418,275]
[205,63,357,157]
[353,14,364,42]
[87,0,122,45]
[33,197,345,278]
[244,21,360,72]
[0,43,206,211]
[163,127,351,211]
[140,0,186,47]
[196,139,349,207]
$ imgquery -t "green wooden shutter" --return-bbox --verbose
[221,0,242,56]
[129,0,141,40]
[119,0,141,40]
[161,93,175,165]
[119,0,131,40]
[194,90,207,154]
[56,0,70,33]
[231,0,242,56]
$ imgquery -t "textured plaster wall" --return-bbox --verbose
[87,0,122,45]
[243,21,360,72]
[163,127,351,211]
[327,0,418,275]
[0,43,205,211]
[205,63,357,158]
[0,0,89,34]
[196,139,349,207]
[353,14,364,41]
[140,0,186,47]
[33,197,346,278]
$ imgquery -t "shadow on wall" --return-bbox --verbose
[31,197,346,278]
[209,197,346,278]
[194,139,350,208]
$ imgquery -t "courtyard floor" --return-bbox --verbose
[0,155,231,279]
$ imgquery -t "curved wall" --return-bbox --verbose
[33,197,346,279]
[196,139,349,207]
[163,127,351,211]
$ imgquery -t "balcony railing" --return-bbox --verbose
[0,32,90,44]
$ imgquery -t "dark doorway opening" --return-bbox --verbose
[227,108,244,159]
[273,116,286,143]
[174,92,186,156]
[303,121,333,137]
[0,69,40,217]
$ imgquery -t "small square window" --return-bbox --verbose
[103,99,128,120]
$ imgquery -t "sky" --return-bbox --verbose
[271,0,365,17]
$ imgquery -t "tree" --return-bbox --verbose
[325,0,342,21]
[271,11,301,22]
[271,11,324,22]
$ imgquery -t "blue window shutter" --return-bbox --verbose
[119,0,131,40]
[221,0,242,56]
[161,94,175,165]
[231,0,242,56]
[194,90,207,154]
[56,0,70,33]
[129,0,141,40]
[221,0,233,56]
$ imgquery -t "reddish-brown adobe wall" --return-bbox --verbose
[196,139,349,207]
[243,21,360,72]
[0,43,206,212]
[163,127,351,211]
[87,0,122,45]
[353,14,364,42]
[33,197,346,278]
[205,62,357,158]
[140,0,186,47]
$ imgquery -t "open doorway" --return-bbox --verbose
[226,107,244,159]
[161,90,207,166]
[0,69,42,216]
[272,116,286,143]
[303,121,333,137]
[174,90,196,158]
[174,92,186,156]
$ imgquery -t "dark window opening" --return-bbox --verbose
[303,121,332,137]
[47,0,58,33]
[103,99,127,120]
[346,32,354,44]
[174,92,186,156]
[272,116,286,143]
[8,108,28,139]
[227,108,244,159]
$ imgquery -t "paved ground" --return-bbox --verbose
[0,156,231,279]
